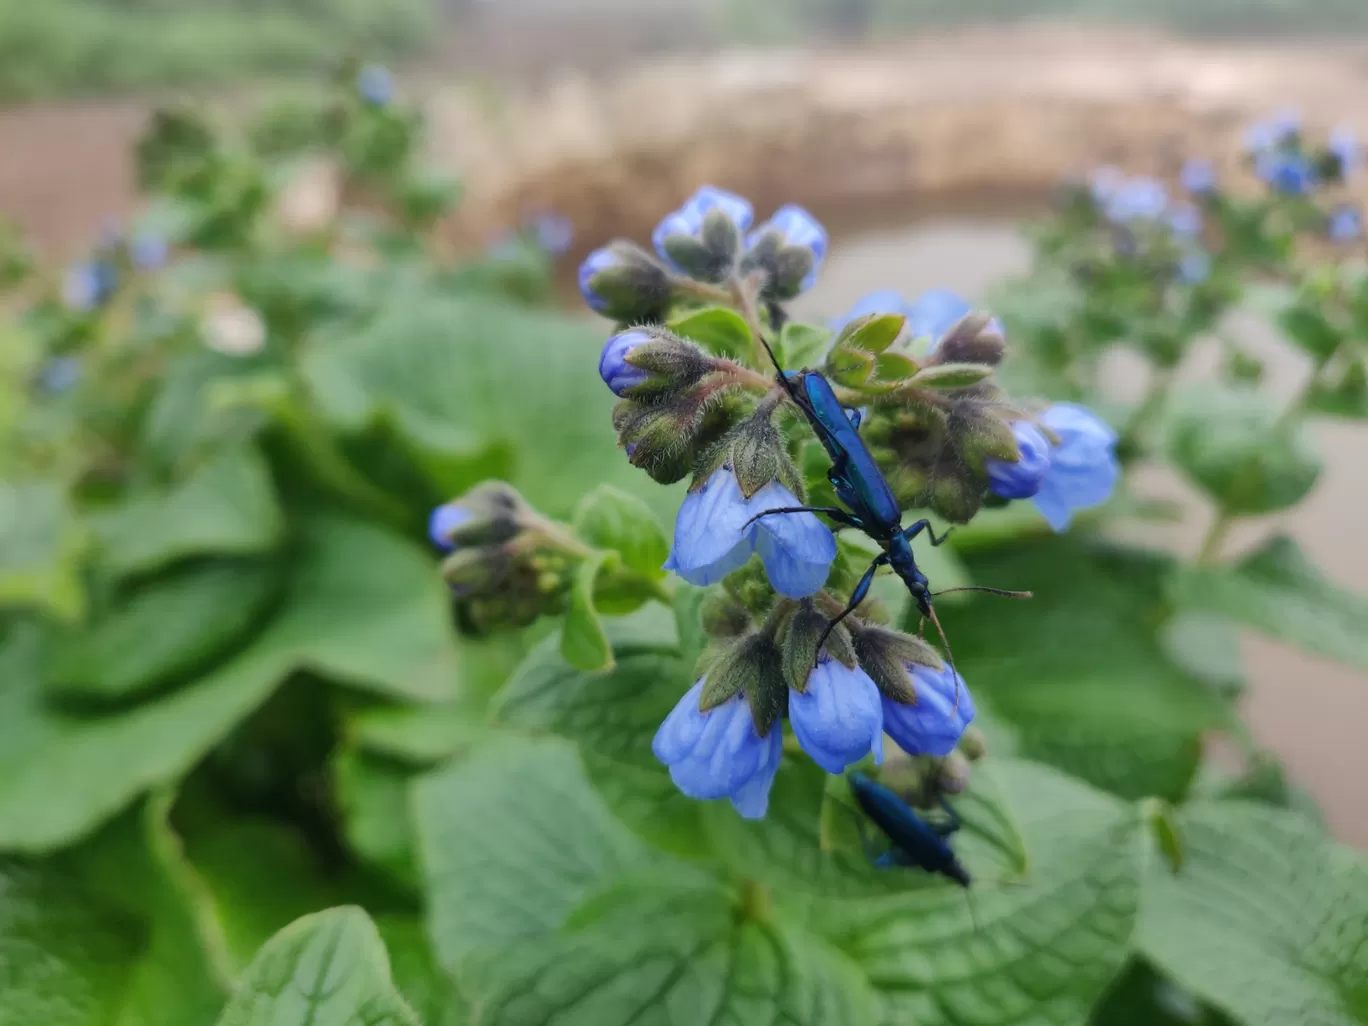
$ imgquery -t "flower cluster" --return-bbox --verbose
[1083,168,1213,284]
[1240,112,1362,241]
[61,225,168,313]
[574,184,1119,817]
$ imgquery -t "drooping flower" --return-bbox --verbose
[63,261,116,312]
[881,662,975,758]
[357,64,395,106]
[1329,204,1362,243]
[428,503,472,552]
[652,679,782,819]
[986,421,1051,500]
[744,204,828,296]
[1180,159,1216,195]
[663,467,836,598]
[788,659,884,775]
[652,185,754,273]
[576,243,673,322]
[598,328,652,396]
[1033,403,1120,531]
[1255,150,1316,195]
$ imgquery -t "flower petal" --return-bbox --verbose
[652,678,709,765]
[882,663,974,757]
[663,469,758,586]
[667,692,767,801]
[729,726,783,819]
[749,480,836,598]
[789,660,884,775]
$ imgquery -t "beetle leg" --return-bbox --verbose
[743,506,866,531]
[902,519,954,547]
[814,553,889,661]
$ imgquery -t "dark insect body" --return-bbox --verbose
[746,332,1029,677]
[848,771,971,888]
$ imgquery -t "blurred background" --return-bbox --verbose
[3,0,1366,846]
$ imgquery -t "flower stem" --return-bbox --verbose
[1196,509,1234,565]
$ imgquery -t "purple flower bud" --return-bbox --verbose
[357,64,395,106]
[1033,403,1119,532]
[745,204,828,295]
[577,246,620,313]
[663,467,836,598]
[652,678,782,819]
[1329,204,1362,243]
[1180,159,1216,195]
[881,662,974,758]
[789,658,884,775]
[986,421,1051,500]
[598,328,652,396]
[428,503,472,552]
[652,185,754,269]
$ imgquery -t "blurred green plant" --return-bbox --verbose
[0,75,1366,1026]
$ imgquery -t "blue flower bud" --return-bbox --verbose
[985,421,1050,500]
[428,502,473,552]
[598,328,653,396]
[1180,159,1216,195]
[788,658,884,775]
[63,261,117,312]
[1329,204,1362,243]
[1033,403,1119,532]
[1167,203,1202,238]
[1256,150,1316,195]
[1178,249,1212,285]
[1329,126,1359,179]
[663,467,835,598]
[743,204,828,298]
[577,242,673,321]
[652,185,754,278]
[357,64,395,107]
[881,662,974,758]
[130,232,168,271]
[652,678,782,819]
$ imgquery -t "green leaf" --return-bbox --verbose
[1307,357,1368,419]
[778,320,831,369]
[954,539,1228,800]
[55,796,233,1026]
[348,703,486,766]
[215,907,419,1026]
[374,917,467,1026]
[467,879,879,1026]
[0,517,459,852]
[560,551,613,672]
[1138,801,1368,1026]
[1278,301,1345,361]
[813,759,1143,1026]
[874,350,919,382]
[47,562,281,703]
[1171,534,1368,672]
[840,313,906,354]
[95,445,284,579]
[827,346,874,387]
[668,305,753,360]
[412,735,653,970]
[0,481,88,620]
[908,362,995,389]
[1157,611,1246,700]
[0,858,143,1026]
[494,617,686,766]
[572,484,668,579]
[1165,384,1322,515]
[334,749,420,891]
[1089,960,1233,1026]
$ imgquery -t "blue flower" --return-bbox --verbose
[428,503,472,551]
[1244,109,1299,154]
[986,421,1050,500]
[530,212,574,255]
[1181,159,1216,195]
[62,261,116,311]
[653,678,782,819]
[1103,177,1168,223]
[664,467,836,598]
[1329,126,1359,179]
[1033,403,1119,531]
[598,328,652,396]
[131,232,168,271]
[1089,166,1125,204]
[746,204,827,293]
[37,356,81,394]
[1256,150,1316,195]
[1178,249,1212,285]
[652,185,754,270]
[905,288,971,347]
[357,64,395,106]
[881,662,974,757]
[789,659,884,774]
[1167,203,1203,238]
[577,246,618,313]
[1329,204,1362,242]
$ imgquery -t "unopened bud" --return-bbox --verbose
[938,750,972,794]
[578,241,674,323]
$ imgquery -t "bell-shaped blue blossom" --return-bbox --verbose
[357,64,395,106]
[881,662,974,758]
[652,185,754,269]
[1033,403,1119,531]
[130,232,168,271]
[1178,249,1212,285]
[1256,150,1316,195]
[653,679,782,819]
[1167,203,1202,238]
[62,261,117,312]
[428,503,472,552]
[577,246,619,313]
[1180,159,1216,195]
[663,467,836,598]
[1329,126,1359,179]
[1329,204,1362,243]
[598,328,652,396]
[789,659,884,775]
[1102,177,1168,223]
[746,204,828,293]
[986,421,1050,500]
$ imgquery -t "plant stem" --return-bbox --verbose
[1119,366,1174,458]
[1196,509,1234,565]
[1275,354,1331,430]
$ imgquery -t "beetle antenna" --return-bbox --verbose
[932,586,1033,599]
[927,606,963,715]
